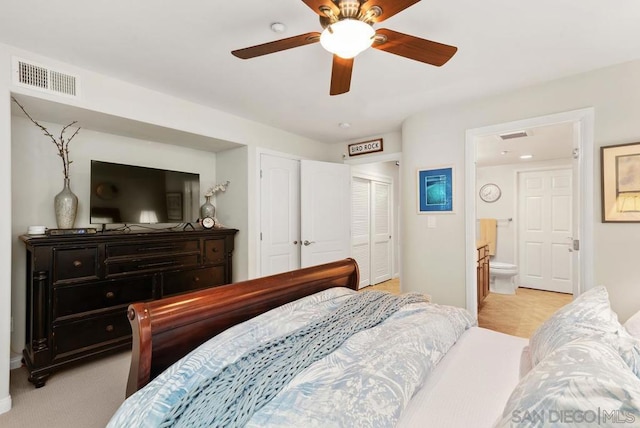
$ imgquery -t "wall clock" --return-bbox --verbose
[479,183,501,203]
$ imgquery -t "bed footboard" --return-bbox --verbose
[126,258,359,397]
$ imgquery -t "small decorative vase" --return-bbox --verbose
[200,195,216,219]
[54,178,78,229]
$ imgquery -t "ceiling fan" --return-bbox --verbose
[231,0,457,96]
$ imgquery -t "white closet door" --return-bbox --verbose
[351,177,371,288]
[372,181,392,284]
[300,160,351,268]
[260,154,300,276]
[518,168,572,293]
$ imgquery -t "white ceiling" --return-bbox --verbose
[2,0,640,144]
[476,122,574,167]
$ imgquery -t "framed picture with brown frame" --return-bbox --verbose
[601,142,640,222]
[166,192,183,221]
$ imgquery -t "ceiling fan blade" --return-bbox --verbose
[232,32,321,59]
[330,55,354,96]
[373,28,457,66]
[360,0,421,23]
[300,0,340,17]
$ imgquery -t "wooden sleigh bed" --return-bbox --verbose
[117,258,640,427]
[126,258,360,397]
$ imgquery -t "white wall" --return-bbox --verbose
[0,41,333,414]
[215,146,249,280]
[402,59,640,322]
[0,47,12,415]
[476,159,571,264]
[10,117,221,356]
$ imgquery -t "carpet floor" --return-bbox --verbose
[0,351,130,428]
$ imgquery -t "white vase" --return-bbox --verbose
[54,178,78,228]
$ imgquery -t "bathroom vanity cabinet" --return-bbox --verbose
[477,242,490,308]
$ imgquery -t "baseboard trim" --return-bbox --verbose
[0,394,12,415]
[10,352,22,370]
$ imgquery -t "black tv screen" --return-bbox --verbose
[90,160,200,224]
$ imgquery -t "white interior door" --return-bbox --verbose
[570,122,582,295]
[372,181,392,284]
[260,154,300,276]
[351,177,371,288]
[300,160,351,268]
[518,168,573,293]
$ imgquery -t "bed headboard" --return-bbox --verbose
[126,258,360,397]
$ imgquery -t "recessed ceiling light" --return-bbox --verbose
[338,122,351,129]
[520,154,534,160]
[270,22,286,33]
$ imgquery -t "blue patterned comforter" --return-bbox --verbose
[108,288,476,428]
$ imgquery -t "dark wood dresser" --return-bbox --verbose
[20,228,237,387]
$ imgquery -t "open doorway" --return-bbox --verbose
[465,109,593,322]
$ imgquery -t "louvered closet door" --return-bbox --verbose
[351,177,371,288]
[372,181,392,284]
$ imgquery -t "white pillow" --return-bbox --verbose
[496,337,640,427]
[529,286,624,367]
[625,310,640,339]
[518,346,532,379]
[528,286,640,379]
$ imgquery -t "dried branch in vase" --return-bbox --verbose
[11,96,81,179]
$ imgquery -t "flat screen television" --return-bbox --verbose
[90,160,200,225]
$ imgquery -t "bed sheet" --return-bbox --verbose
[397,326,528,428]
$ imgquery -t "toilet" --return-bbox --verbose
[489,261,518,294]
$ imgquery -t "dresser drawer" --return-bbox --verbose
[105,254,200,277]
[162,265,226,296]
[53,277,154,319]
[106,240,200,258]
[53,247,100,283]
[53,310,131,357]
[204,239,226,263]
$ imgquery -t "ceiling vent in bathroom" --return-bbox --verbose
[499,130,528,140]
[12,57,79,98]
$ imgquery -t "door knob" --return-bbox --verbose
[303,240,316,246]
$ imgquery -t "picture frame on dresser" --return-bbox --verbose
[601,142,640,222]
[165,192,183,221]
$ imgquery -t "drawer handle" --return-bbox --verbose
[211,248,218,253]
[73,260,83,267]
[105,291,115,299]
[138,260,178,269]
[139,245,179,252]
[193,276,200,282]
[105,325,114,333]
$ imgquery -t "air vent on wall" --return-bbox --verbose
[12,57,78,97]
[499,130,528,140]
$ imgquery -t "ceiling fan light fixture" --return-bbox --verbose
[320,19,375,59]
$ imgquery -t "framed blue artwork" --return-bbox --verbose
[417,166,454,213]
